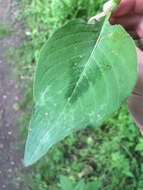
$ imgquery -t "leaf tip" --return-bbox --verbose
[24,143,38,167]
[24,152,33,167]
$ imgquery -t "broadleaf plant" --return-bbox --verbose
[60,176,101,190]
[24,1,137,166]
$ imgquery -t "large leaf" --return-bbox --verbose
[60,176,75,190]
[85,181,102,190]
[74,180,85,190]
[24,15,137,166]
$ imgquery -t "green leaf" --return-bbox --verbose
[24,15,137,166]
[60,176,74,190]
[114,0,121,4]
[74,180,85,190]
[85,181,102,190]
[135,138,143,152]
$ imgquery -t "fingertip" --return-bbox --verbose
[109,17,116,24]
[111,0,134,17]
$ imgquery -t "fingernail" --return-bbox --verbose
[109,17,116,24]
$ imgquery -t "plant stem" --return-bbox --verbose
[114,0,121,4]
[104,0,121,14]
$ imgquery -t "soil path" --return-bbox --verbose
[0,0,26,189]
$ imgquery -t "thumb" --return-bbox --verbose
[127,47,143,134]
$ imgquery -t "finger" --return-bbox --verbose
[127,47,143,132]
[127,94,143,131]
[140,129,143,136]
[137,22,143,39]
[135,47,143,90]
[138,39,143,50]
[105,0,143,17]
[112,0,135,17]
[110,14,141,30]
[136,22,143,49]
[134,0,143,14]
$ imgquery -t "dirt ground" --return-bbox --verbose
[0,0,26,189]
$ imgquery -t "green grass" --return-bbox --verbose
[0,23,12,38]
[9,0,143,189]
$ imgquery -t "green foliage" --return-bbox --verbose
[60,176,101,190]
[60,176,74,190]
[114,0,121,4]
[0,23,12,38]
[11,0,143,189]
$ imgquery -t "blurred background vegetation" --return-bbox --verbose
[9,0,143,189]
